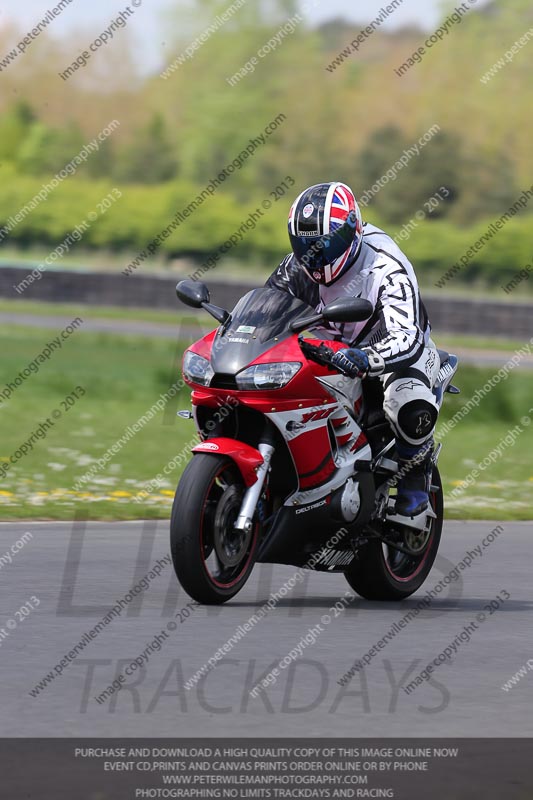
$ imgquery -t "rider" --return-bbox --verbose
[266,181,440,517]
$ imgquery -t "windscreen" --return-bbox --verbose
[209,288,313,377]
[226,288,312,343]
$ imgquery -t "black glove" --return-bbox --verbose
[330,347,370,378]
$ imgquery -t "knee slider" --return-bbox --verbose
[397,400,438,441]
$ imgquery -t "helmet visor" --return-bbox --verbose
[291,211,357,272]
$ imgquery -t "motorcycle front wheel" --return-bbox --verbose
[344,466,443,601]
[170,454,259,604]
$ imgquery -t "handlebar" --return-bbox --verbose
[299,337,365,381]
[298,338,339,371]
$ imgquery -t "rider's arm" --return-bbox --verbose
[360,265,426,376]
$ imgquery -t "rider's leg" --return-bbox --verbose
[382,342,440,516]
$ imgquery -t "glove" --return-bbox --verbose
[330,347,369,378]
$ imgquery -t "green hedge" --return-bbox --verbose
[393,216,533,288]
[0,169,531,287]
[0,169,288,260]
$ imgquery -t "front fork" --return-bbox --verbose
[234,442,275,533]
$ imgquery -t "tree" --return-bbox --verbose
[0,102,36,162]
[115,113,178,184]
[355,127,460,223]
[17,120,84,175]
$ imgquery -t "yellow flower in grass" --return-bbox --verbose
[110,491,132,498]
[161,490,174,496]
[0,490,14,497]
[451,480,465,487]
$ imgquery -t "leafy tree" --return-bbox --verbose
[356,128,459,223]
[16,120,84,175]
[0,102,36,162]
[114,113,178,184]
[449,150,518,223]
[85,137,115,179]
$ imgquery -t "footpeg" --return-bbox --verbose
[386,501,436,531]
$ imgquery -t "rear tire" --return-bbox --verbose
[345,466,443,600]
[170,454,259,604]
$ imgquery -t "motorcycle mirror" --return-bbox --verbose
[289,312,324,333]
[176,280,210,309]
[322,297,373,323]
[176,280,231,325]
[203,302,231,325]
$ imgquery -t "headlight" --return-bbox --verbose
[236,362,301,390]
[183,351,214,387]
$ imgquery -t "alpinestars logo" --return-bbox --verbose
[396,380,418,392]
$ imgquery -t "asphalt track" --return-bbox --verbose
[2,519,532,737]
[2,310,533,369]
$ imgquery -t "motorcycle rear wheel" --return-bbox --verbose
[170,454,259,604]
[344,466,443,600]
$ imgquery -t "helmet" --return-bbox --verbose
[288,182,363,285]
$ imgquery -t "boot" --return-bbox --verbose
[395,439,433,517]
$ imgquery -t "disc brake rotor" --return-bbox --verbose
[403,524,432,554]
[213,485,252,568]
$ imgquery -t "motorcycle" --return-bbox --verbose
[170,279,459,604]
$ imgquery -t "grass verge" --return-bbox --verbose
[0,325,531,520]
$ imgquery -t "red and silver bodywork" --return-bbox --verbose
[179,287,380,568]
[187,325,372,506]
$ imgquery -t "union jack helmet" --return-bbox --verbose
[288,182,363,285]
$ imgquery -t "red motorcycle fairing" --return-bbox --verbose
[191,437,263,487]
[188,329,217,361]
[186,330,348,412]
[287,421,337,490]
[185,329,367,493]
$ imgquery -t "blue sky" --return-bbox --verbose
[0,0,491,73]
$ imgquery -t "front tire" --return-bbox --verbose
[345,466,443,600]
[170,454,259,604]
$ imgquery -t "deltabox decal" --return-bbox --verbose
[295,498,328,515]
